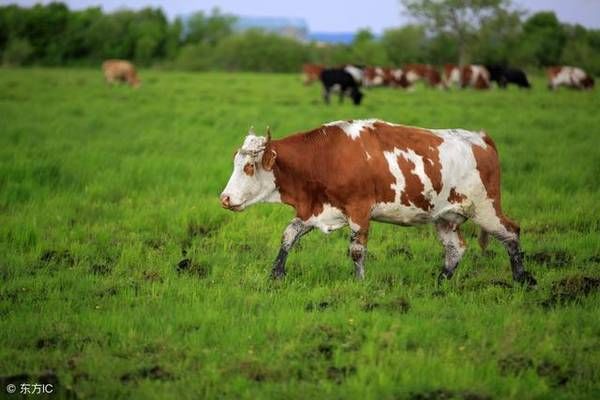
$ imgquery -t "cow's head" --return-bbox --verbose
[220,128,278,211]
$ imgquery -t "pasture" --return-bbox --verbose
[0,68,599,399]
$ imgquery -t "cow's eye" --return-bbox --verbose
[243,163,255,176]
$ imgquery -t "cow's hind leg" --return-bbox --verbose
[349,225,368,279]
[272,218,313,279]
[472,207,536,286]
[436,219,467,284]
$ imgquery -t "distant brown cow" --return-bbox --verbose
[363,66,397,87]
[102,60,140,88]
[461,65,491,89]
[443,64,490,89]
[403,64,445,89]
[547,66,595,90]
[302,64,325,85]
[443,64,461,88]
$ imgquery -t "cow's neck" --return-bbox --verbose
[270,138,326,219]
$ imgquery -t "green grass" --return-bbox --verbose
[1,68,599,399]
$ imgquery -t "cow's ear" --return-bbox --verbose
[262,149,277,171]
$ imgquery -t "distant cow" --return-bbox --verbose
[547,66,595,90]
[444,64,490,89]
[461,65,491,89]
[403,64,445,89]
[102,60,140,88]
[220,120,537,286]
[319,67,364,105]
[443,64,461,88]
[302,63,325,85]
[486,65,531,89]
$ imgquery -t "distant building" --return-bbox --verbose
[234,16,309,41]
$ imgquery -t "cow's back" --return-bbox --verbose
[273,120,495,224]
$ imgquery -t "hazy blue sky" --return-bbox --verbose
[6,0,600,33]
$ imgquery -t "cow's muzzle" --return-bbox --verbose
[219,194,243,211]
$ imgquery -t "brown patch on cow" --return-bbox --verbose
[470,136,519,235]
[302,63,324,85]
[448,187,467,204]
[546,66,562,81]
[404,64,443,88]
[398,155,432,211]
[243,162,255,176]
[268,122,445,221]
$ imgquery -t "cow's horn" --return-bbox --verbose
[266,126,271,142]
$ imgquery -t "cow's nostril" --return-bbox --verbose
[220,195,231,208]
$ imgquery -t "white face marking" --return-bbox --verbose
[306,204,347,233]
[221,134,280,210]
[324,119,380,140]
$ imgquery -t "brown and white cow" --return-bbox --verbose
[461,65,491,89]
[220,120,536,285]
[547,66,595,90]
[362,66,396,87]
[302,63,325,85]
[444,64,490,89]
[443,64,461,88]
[102,59,140,88]
[402,64,445,89]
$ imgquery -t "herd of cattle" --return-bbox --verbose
[304,63,596,105]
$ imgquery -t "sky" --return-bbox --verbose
[5,0,600,33]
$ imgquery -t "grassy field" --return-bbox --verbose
[0,68,599,399]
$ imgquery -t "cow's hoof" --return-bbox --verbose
[515,271,537,287]
[271,269,286,280]
[437,269,453,286]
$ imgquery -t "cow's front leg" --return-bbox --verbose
[349,223,369,279]
[272,218,313,279]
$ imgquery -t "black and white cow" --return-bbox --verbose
[320,66,364,106]
[485,65,531,89]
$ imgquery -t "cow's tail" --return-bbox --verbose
[478,229,490,252]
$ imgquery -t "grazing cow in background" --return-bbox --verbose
[547,66,595,90]
[363,66,388,87]
[319,68,364,105]
[390,68,411,88]
[302,63,324,85]
[443,64,461,88]
[220,120,536,286]
[460,65,491,89]
[486,65,531,89]
[403,64,445,89]
[102,59,140,88]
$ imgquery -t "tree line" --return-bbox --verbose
[1,1,599,75]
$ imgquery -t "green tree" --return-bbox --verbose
[2,37,33,65]
[184,8,236,46]
[350,28,389,65]
[401,0,518,65]
[520,11,566,66]
[381,25,428,65]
